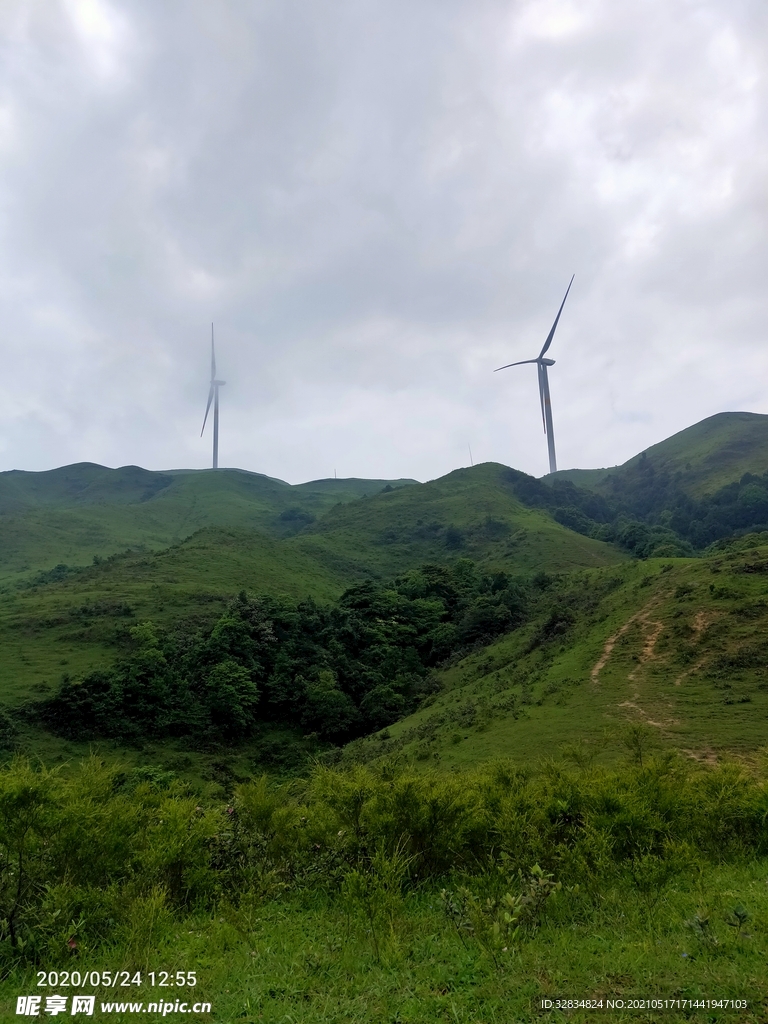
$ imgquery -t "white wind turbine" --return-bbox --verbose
[495,276,574,474]
[201,324,225,469]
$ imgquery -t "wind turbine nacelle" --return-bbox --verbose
[540,358,555,366]
[214,380,226,386]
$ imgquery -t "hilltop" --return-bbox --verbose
[0,463,417,581]
[294,463,621,579]
[5,410,768,584]
[4,411,768,779]
[0,463,624,709]
[512,412,768,555]
[553,411,768,497]
[2,422,768,1024]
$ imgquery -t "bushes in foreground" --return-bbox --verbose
[1,754,767,966]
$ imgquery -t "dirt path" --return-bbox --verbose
[592,600,722,763]
[617,699,678,732]
[591,600,663,685]
[673,611,716,686]
[628,610,664,681]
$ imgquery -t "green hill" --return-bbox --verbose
[553,411,768,497]
[294,463,623,580]
[346,536,768,769]
[0,463,625,708]
[6,419,768,775]
[0,463,417,581]
[4,440,768,1020]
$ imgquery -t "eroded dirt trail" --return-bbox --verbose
[590,596,723,762]
[628,609,664,681]
[673,611,716,686]
[593,599,675,734]
[591,600,663,685]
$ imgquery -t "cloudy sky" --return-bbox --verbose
[0,0,766,483]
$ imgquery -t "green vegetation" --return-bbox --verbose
[30,561,530,745]
[348,537,768,769]
[2,755,767,1022]
[548,411,768,549]
[0,463,418,582]
[5,414,768,1019]
[0,463,624,709]
[512,417,768,555]
[554,411,768,497]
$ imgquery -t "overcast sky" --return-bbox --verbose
[0,0,766,483]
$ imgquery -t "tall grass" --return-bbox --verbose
[1,752,766,970]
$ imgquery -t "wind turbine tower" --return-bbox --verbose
[201,324,226,469]
[495,276,574,475]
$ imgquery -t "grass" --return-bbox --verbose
[5,863,768,1023]
[2,754,768,1023]
[298,463,622,579]
[345,540,768,770]
[0,464,625,714]
[554,411,768,497]
[5,427,768,1022]
[0,464,418,581]
[0,530,349,707]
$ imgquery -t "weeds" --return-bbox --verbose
[440,863,560,967]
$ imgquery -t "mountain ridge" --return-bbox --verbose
[550,411,768,497]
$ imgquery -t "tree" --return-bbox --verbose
[301,670,360,740]
[201,659,259,740]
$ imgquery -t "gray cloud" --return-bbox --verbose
[0,0,766,481]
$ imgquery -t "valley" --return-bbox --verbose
[2,413,768,1023]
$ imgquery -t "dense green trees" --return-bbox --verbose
[507,466,768,556]
[38,562,532,746]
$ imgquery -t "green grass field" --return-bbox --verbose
[2,755,767,1023]
[0,464,418,582]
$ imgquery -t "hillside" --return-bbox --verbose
[0,463,417,580]
[4,442,768,1022]
[295,463,623,579]
[345,535,768,769]
[0,463,625,707]
[8,420,768,775]
[553,411,768,498]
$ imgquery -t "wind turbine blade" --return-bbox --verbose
[538,274,574,359]
[201,385,214,436]
[211,324,216,379]
[494,358,539,372]
[537,364,547,433]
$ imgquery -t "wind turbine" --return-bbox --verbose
[495,276,574,475]
[201,323,225,469]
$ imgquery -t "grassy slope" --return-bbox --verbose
[0,530,356,707]
[348,539,768,768]
[0,463,624,710]
[297,463,623,579]
[553,411,768,497]
[0,463,418,580]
